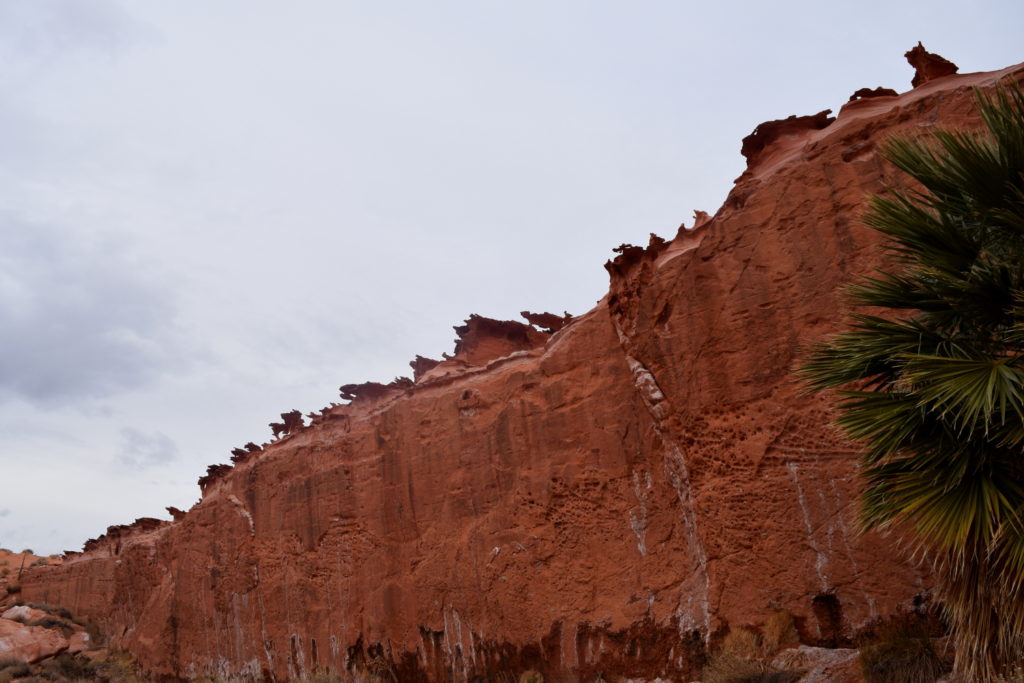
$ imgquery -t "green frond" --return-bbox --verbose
[800,315,943,391]
[832,391,933,463]
[848,271,944,311]
[903,354,1024,433]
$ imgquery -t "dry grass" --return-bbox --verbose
[858,619,945,683]
[762,611,799,654]
[0,660,31,683]
[703,620,805,683]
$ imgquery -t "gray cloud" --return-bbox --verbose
[117,427,178,469]
[0,214,180,406]
[0,509,9,517]
[0,0,146,72]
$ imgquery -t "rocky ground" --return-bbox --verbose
[0,597,153,682]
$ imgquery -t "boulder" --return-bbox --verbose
[0,617,68,664]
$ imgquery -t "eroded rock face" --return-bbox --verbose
[739,109,835,171]
[409,354,441,380]
[905,42,959,87]
[448,314,550,366]
[848,86,898,101]
[19,59,1024,682]
[520,311,574,333]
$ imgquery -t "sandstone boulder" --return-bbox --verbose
[0,617,68,664]
[1,605,49,623]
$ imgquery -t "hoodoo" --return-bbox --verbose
[11,53,1024,681]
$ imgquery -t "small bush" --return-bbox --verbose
[0,661,31,683]
[762,611,799,654]
[519,671,544,683]
[297,669,344,683]
[27,616,73,634]
[858,620,944,683]
[93,648,147,682]
[704,625,804,683]
[5,583,20,595]
[722,626,761,659]
[38,651,98,680]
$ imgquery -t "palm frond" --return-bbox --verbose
[903,354,1024,433]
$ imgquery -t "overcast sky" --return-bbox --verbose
[1,1,1021,555]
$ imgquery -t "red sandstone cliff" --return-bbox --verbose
[15,55,1024,681]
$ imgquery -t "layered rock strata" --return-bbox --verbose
[19,57,1024,681]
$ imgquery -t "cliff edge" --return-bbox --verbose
[14,53,1024,682]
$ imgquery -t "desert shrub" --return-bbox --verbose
[92,648,147,682]
[297,668,345,682]
[38,651,98,680]
[518,671,544,683]
[0,661,31,683]
[858,620,945,683]
[27,616,73,634]
[5,583,20,595]
[18,550,32,556]
[762,611,799,655]
[346,654,397,683]
[722,626,761,659]
[704,625,804,683]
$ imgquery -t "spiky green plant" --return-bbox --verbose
[802,83,1024,681]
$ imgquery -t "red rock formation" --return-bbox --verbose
[448,314,549,366]
[905,42,959,87]
[0,605,95,667]
[691,209,711,230]
[19,57,1024,682]
[739,109,835,171]
[848,86,898,101]
[270,409,306,439]
[409,355,441,381]
[0,617,69,664]
[338,377,413,403]
[520,310,573,333]
[197,464,233,495]
[166,506,187,522]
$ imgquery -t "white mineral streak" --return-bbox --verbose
[630,469,652,555]
[613,319,711,641]
[787,461,830,592]
[227,494,256,536]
